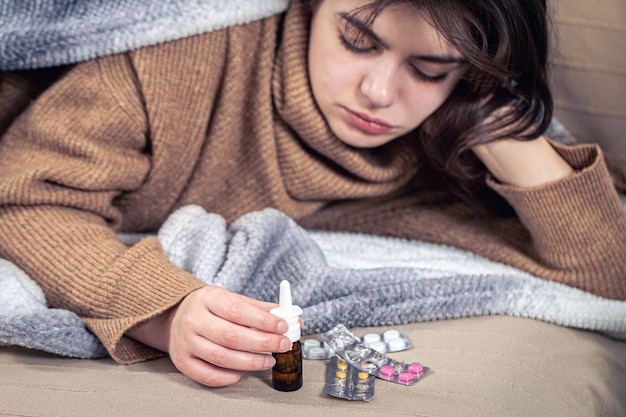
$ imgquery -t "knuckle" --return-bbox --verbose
[201,285,220,295]
[249,354,268,370]
[221,328,241,346]
[260,335,278,352]
[206,345,227,367]
[198,285,223,301]
[226,301,243,320]
[259,313,273,328]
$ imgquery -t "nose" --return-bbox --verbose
[359,61,398,108]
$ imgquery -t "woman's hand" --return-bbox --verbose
[126,285,292,387]
[472,135,575,187]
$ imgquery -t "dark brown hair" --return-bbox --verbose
[309,0,554,213]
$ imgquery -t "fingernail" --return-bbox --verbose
[277,320,288,334]
[279,338,292,352]
[264,355,276,369]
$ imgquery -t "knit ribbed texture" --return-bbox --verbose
[0,0,625,364]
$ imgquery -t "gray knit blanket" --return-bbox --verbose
[1,201,625,359]
[0,0,289,70]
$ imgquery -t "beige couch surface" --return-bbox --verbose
[2,316,625,417]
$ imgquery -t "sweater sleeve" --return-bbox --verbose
[299,141,626,300]
[0,57,205,363]
[485,141,626,297]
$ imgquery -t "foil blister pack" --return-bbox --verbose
[325,355,376,401]
[302,338,334,360]
[361,329,412,353]
[322,324,428,386]
[302,328,412,360]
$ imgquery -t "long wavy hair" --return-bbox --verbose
[308,0,554,213]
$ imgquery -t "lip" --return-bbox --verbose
[344,108,394,136]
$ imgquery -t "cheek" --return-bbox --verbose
[404,83,457,122]
[310,50,357,104]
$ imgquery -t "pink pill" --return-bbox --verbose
[398,372,416,384]
[379,365,395,380]
[408,363,424,375]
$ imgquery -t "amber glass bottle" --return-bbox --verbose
[270,280,303,392]
[272,340,303,392]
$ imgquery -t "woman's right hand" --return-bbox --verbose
[126,285,292,387]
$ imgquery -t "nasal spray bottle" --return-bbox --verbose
[270,280,303,392]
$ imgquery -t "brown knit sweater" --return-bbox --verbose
[0,1,625,364]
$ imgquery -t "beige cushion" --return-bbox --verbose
[2,316,625,416]
[550,0,626,174]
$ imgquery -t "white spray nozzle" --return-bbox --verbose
[270,280,303,343]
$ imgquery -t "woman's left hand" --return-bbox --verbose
[472,136,575,187]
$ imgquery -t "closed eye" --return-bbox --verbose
[409,66,450,83]
[339,32,376,54]
[337,12,381,55]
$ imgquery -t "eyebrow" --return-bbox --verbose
[339,12,465,65]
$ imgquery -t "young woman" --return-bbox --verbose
[0,0,624,387]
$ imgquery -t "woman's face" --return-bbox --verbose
[308,0,466,148]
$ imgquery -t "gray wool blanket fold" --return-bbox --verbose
[2,204,625,359]
[0,0,289,70]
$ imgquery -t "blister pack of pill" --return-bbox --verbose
[322,324,428,386]
[302,328,412,360]
[302,338,334,360]
[325,355,376,401]
[360,329,412,353]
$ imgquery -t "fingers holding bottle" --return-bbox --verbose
[166,285,292,387]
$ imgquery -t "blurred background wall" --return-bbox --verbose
[549,0,626,175]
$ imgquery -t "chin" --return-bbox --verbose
[334,130,394,149]
[334,133,376,148]
[342,139,385,149]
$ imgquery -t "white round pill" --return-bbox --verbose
[368,341,388,353]
[383,329,401,341]
[363,333,382,344]
[387,337,408,351]
[303,339,321,349]
[308,346,327,359]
